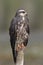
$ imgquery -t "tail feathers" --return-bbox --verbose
[12,49,18,63]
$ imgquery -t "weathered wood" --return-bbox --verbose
[16,50,24,65]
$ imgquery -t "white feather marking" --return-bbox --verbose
[20,24,24,30]
[20,13,24,16]
[22,17,25,20]
[19,10,25,12]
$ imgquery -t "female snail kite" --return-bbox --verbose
[9,9,30,64]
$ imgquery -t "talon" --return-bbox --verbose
[16,43,25,51]
[21,43,25,48]
[16,44,22,51]
[18,44,21,49]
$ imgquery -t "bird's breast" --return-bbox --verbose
[16,22,28,44]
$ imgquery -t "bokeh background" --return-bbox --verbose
[0,0,43,65]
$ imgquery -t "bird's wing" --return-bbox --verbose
[9,17,18,63]
[9,17,16,49]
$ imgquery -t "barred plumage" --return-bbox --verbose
[9,9,30,64]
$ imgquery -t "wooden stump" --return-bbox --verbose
[16,50,24,65]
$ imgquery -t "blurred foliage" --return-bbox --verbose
[0,0,43,31]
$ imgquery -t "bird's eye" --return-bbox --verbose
[19,11,25,13]
[22,11,25,13]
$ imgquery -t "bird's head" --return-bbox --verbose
[15,9,28,17]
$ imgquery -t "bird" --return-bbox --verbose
[9,8,30,65]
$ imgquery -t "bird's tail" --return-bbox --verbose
[12,48,18,63]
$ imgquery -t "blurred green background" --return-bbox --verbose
[0,0,43,65]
